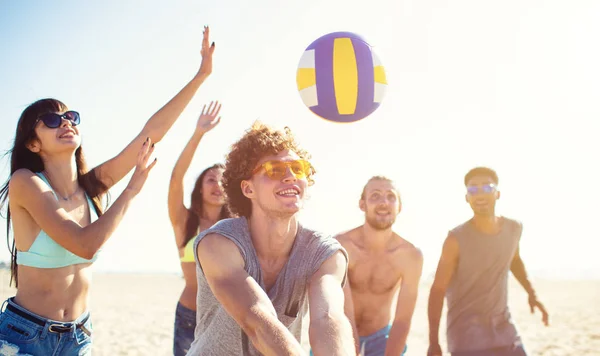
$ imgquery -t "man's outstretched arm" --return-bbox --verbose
[385,248,423,356]
[427,234,459,356]
[342,280,361,354]
[197,233,304,355]
[308,250,357,356]
[511,245,549,326]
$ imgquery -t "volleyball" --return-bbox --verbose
[296,31,387,123]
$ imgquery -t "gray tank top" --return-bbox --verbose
[445,217,523,353]
[186,217,348,356]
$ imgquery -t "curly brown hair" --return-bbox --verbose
[222,121,315,218]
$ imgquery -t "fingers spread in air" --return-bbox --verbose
[206,101,215,114]
[203,26,210,48]
[211,101,222,117]
[138,137,155,169]
[146,156,158,173]
[137,137,148,163]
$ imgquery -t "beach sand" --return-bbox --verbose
[1,270,599,355]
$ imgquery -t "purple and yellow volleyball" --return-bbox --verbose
[296,32,387,123]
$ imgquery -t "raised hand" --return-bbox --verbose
[198,25,216,78]
[126,137,158,196]
[529,295,550,326]
[196,101,222,134]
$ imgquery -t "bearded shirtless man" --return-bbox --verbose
[337,176,423,356]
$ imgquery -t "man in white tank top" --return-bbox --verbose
[427,167,549,356]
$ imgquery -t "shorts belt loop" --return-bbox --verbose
[0,299,7,314]
[40,321,49,340]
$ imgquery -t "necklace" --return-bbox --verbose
[56,187,81,201]
[43,171,81,201]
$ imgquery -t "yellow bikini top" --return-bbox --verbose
[180,237,196,263]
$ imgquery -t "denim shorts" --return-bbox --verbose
[0,297,93,356]
[173,302,196,356]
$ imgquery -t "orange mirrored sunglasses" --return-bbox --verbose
[252,159,313,180]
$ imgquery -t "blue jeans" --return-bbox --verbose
[0,297,93,356]
[173,302,196,356]
[452,344,527,356]
[310,324,407,356]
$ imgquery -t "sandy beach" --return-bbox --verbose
[1,270,599,355]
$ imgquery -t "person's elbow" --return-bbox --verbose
[428,283,447,304]
[309,311,357,356]
[64,228,98,260]
[239,302,279,340]
[309,310,352,341]
[429,278,449,295]
[77,247,97,260]
[77,233,103,260]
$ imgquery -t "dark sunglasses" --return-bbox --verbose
[467,183,496,195]
[37,111,80,129]
[252,159,313,180]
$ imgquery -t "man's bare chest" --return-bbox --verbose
[348,253,403,294]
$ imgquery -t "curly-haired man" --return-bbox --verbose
[186,122,356,355]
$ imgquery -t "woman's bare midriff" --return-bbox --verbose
[178,262,198,311]
[14,264,92,322]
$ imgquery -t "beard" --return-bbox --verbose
[365,213,396,231]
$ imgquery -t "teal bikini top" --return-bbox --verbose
[16,172,100,268]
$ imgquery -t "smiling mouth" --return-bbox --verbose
[277,188,300,197]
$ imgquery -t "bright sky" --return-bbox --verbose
[0,0,598,279]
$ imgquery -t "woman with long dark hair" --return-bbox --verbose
[167,101,231,355]
[0,27,216,356]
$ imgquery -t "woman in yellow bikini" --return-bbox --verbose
[167,101,232,355]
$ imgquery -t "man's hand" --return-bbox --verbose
[427,343,443,356]
[528,294,549,326]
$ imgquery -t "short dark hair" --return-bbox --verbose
[464,167,499,186]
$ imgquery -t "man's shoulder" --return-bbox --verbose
[501,216,523,228]
[197,217,248,240]
[195,217,250,257]
[333,226,361,243]
[449,217,523,232]
[296,224,349,276]
[210,217,246,230]
[298,223,329,240]
[448,219,473,235]
[393,234,423,262]
[298,224,342,249]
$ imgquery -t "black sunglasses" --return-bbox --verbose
[37,111,80,128]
